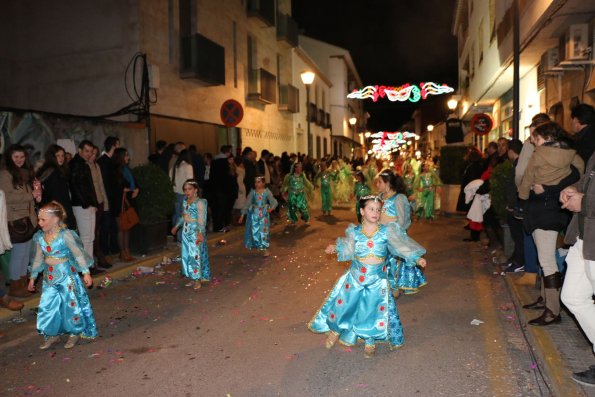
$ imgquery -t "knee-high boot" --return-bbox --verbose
[529,272,562,326]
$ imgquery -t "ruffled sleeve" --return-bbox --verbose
[64,229,94,273]
[395,194,412,230]
[241,190,254,215]
[385,222,425,261]
[335,223,357,262]
[197,199,207,233]
[28,231,45,279]
[266,189,278,211]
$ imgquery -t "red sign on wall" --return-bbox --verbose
[470,113,493,136]
[220,99,243,127]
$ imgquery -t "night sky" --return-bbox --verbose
[292,0,459,132]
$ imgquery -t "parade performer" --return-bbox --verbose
[329,160,353,203]
[354,171,371,222]
[281,162,313,224]
[238,176,278,257]
[315,162,337,216]
[414,162,442,220]
[308,195,426,358]
[171,179,210,289]
[28,201,98,350]
[376,170,427,295]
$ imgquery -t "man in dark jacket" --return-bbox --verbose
[242,147,257,194]
[560,152,595,386]
[97,137,121,257]
[570,103,595,168]
[503,139,524,272]
[210,145,233,232]
[70,140,99,270]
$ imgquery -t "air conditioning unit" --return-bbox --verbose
[565,24,589,61]
[540,48,560,73]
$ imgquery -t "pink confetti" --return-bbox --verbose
[344,347,352,353]
[531,362,537,369]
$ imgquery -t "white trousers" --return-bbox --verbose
[561,238,595,353]
[73,206,96,257]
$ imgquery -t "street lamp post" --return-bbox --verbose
[349,117,357,158]
[300,71,315,156]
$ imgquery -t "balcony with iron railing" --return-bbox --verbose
[180,33,225,86]
[276,13,298,48]
[278,84,299,113]
[247,68,277,104]
[247,0,275,27]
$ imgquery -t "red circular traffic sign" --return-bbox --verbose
[470,113,493,136]
[220,99,243,127]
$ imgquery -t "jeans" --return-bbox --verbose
[561,238,595,353]
[9,241,31,280]
[101,210,120,255]
[73,206,96,257]
[173,193,185,241]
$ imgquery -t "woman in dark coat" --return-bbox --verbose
[37,144,77,230]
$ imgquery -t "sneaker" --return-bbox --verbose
[513,207,524,220]
[504,263,525,273]
[572,366,595,387]
[364,344,376,358]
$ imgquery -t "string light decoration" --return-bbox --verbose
[347,82,454,102]
[369,131,420,155]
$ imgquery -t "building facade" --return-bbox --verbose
[299,36,366,159]
[452,0,595,148]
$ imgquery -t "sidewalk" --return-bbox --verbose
[0,224,247,323]
[504,267,595,397]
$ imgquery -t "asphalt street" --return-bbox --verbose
[0,208,550,396]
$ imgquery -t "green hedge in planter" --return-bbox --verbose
[132,164,176,223]
[489,160,513,224]
[439,145,468,185]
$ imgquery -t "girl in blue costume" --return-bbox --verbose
[171,179,210,290]
[376,170,427,296]
[28,201,98,350]
[308,196,426,358]
[238,176,278,257]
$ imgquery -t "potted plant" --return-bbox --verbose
[130,164,176,255]
[439,145,468,214]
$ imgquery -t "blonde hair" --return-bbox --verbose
[39,200,67,225]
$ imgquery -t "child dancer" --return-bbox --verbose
[308,195,426,357]
[281,162,313,224]
[414,162,442,220]
[354,171,371,222]
[376,170,427,295]
[238,176,278,257]
[28,201,98,350]
[315,162,335,216]
[171,179,210,289]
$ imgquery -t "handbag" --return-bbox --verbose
[120,194,139,231]
[8,216,36,243]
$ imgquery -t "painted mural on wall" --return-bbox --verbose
[0,111,149,166]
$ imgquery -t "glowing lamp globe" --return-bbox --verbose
[300,71,315,85]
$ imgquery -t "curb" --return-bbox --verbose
[504,274,587,397]
[0,225,247,323]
